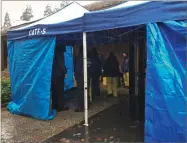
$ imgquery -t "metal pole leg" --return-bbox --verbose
[83,32,88,126]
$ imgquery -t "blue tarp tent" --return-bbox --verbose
[7,1,186,142]
[7,2,89,120]
[82,1,186,142]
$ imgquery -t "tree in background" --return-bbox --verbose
[3,12,11,29]
[45,1,71,16]
[44,5,53,17]
[53,1,71,14]
[60,1,71,8]
[53,6,60,13]
[20,5,34,21]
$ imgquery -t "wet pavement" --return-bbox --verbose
[45,95,144,142]
[1,88,129,142]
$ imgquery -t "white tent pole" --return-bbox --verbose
[83,32,88,126]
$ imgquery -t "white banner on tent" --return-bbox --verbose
[28,28,46,36]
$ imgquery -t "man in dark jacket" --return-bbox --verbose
[74,46,84,112]
[51,45,69,112]
[99,53,105,73]
[103,52,120,97]
[90,47,101,100]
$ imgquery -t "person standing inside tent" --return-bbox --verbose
[51,45,69,112]
[122,52,129,88]
[103,52,120,97]
[87,50,93,103]
[74,46,90,112]
[90,47,102,100]
[99,53,105,82]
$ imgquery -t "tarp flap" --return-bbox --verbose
[64,46,74,92]
[7,37,56,120]
[145,20,186,142]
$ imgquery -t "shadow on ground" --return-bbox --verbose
[45,95,144,143]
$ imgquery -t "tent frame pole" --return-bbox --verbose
[83,32,88,126]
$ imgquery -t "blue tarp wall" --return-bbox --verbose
[64,46,74,94]
[7,37,74,120]
[145,20,186,142]
[7,37,56,120]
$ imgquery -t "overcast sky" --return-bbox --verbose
[2,1,96,27]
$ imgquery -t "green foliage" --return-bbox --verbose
[1,78,11,104]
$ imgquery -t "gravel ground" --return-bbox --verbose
[1,88,128,142]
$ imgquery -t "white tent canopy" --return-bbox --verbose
[15,2,89,30]
[107,1,149,10]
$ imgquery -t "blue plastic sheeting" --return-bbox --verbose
[64,46,74,92]
[145,20,186,142]
[7,1,187,41]
[7,37,56,120]
[84,1,187,32]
